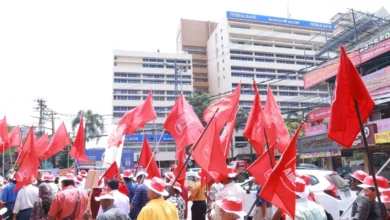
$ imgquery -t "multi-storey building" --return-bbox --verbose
[112,50,193,167]
[176,19,217,93]
[207,11,334,157]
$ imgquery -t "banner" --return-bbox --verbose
[304,38,390,88]
[305,124,327,137]
[374,131,390,144]
[103,138,124,169]
[308,107,331,122]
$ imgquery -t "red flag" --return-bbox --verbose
[0,116,8,143]
[15,127,39,191]
[203,83,241,132]
[243,82,268,155]
[247,145,275,187]
[174,148,187,186]
[192,118,228,179]
[260,124,304,219]
[69,115,90,162]
[200,168,212,187]
[102,161,129,195]
[328,46,375,148]
[8,126,21,148]
[107,124,126,147]
[118,91,156,136]
[220,113,236,159]
[34,134,48,158]
[138,136,161,179]
[163,93,203,155]
[264,86,290,153]
[40,122,70,160]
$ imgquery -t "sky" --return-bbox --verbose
[1,0,389,134]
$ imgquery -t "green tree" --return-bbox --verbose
[235,107,249,130]
[186,93,210,123]
[285,111,307,136]
[57,149,74,169]
[71,110,105,143]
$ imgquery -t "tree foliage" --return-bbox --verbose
[71,110,105,143]
[285,111,307,137]
[235,107,249,130]
[186,93,210,123]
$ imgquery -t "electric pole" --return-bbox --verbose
[34,99,48,137]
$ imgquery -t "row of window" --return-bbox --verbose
[239,101,303,108]
[231,73,299,79]
[183,46,207,51]
[232,66,307,75]
[114,96,179,101]
[231,50,325,61]
[113,90,192,96]
[232,84,328,93]
[232,41,314,51]
[114,79,192,85]
[194,78,208,82]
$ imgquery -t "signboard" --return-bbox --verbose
[308,107,331,122]
[121,149,135,169]
[359,30,390,53]
[124,134,175,143]
[298,134,339,154]
[226,11,334,30]
[351,124,377,148]
[299,150,342,159]
[303,38,390,88]
[305,124,327,137]
[369,118,390,133]
[363,66,390,98]
[374,131,390,144]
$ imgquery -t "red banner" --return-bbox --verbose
[304,38,390,88]
[308,106,331,122]
[304,124,327,137]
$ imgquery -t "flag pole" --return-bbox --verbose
[169,108,220,190]
[244,130,276,220]
[339,157,390,220]
[353,100,385,219]
[2,144,4,176]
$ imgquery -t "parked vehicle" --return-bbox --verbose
[296,163,322,170]
[229,160,250,182]
[296,169,357,220]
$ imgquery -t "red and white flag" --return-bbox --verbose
[102,161,129,195]
[138,136,161,179]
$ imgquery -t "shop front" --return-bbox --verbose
[297,133,341,170]
[373,129,390,180]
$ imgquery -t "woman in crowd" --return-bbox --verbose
[30,183,54,220]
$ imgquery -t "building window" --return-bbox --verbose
[231,51,252,55]
[254,43,273,47]
[152,97,165,101]
[194,78,208,82]
[143,58,164,62]
[231,56,253,61]
[217,62,219,72]
[241,91,255,95]
[232,73,254,78]
[276,60,295,64]
[143,80,164,84]
[142,64,164,68]
[275,45,293,49]
[143,74,164,79]
[277,70,296,74]
[218,77,220,87]
[113,113,124,118]
[193,64,207,68]
[255,59,274,63]
[255,52,274,57]
[275,54,294,59]
[256,75,276,79]
[231,67,254,72]
[167,97,177,101]
[230,25,250,29]
[113,96,141,100]
[256,69,275,73]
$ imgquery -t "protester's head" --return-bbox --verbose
[295,177,309,199]
[167,181,182,196]
[95,192,115,209]
[60,173,76,189]
[350,170,368,188]
[358,176,389,200]
[216,197,246,220]
[145,177,169,200]
[122,170,134,183]
[54,176,59,184]
[164,172,175,184]
[78,170,88,178]
[170,164,177,172]
[107,178,119,191]
[38,182,53,198]
[135,171,148,183]
[221,167,237,185]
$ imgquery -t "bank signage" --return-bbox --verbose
[298,134,339,153]
[226,11,334,30]
[308,107,331,122]
[374,131,390,144]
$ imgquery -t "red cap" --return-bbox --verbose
[95,192,114,201]
[42,174,55,182]
[168,181,182,192]
[358,176,389,191]
[79,170,88,177]
[227,167,238,178]
[297,173,311,186]
[351,170,368,182]
[122,170,134,178]
[216,197,246,217]
[164,172,175,181]
[76,175,83,183]
[295,177,307,193]
[145,177,169,196]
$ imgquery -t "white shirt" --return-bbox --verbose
[13,184,39,214]
[48,182,59,195]
[98,189,130,215]
[285,198,327,220]
[209,183,223,202]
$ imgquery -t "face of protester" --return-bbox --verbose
[220,209,240,220]
[147,188,161,200]
[363,187,377,199]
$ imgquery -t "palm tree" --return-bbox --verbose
[71,110,105,143]
[285,111,307,136]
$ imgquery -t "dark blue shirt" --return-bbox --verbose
[125,181,135,204]
[1,183,19,203]
[130,183,149,219]
[256,185,271,207]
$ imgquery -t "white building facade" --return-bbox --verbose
[112,50,193,167]
[207,11,334,158]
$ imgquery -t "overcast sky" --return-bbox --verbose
[1,0,389,133]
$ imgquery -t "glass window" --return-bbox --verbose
[231,67,254,72]
[153,97,165,101]
[255,59,274,63]
[230,51,252,55]
[275,54,294,59]
[143,80,164,84]
[276,60,295,64]
[231,56,253,61]
[255,53,274,57]
[167,97,176,101]
[232,73,254,78]
[275,45,293,49]
[256,69,275,73]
